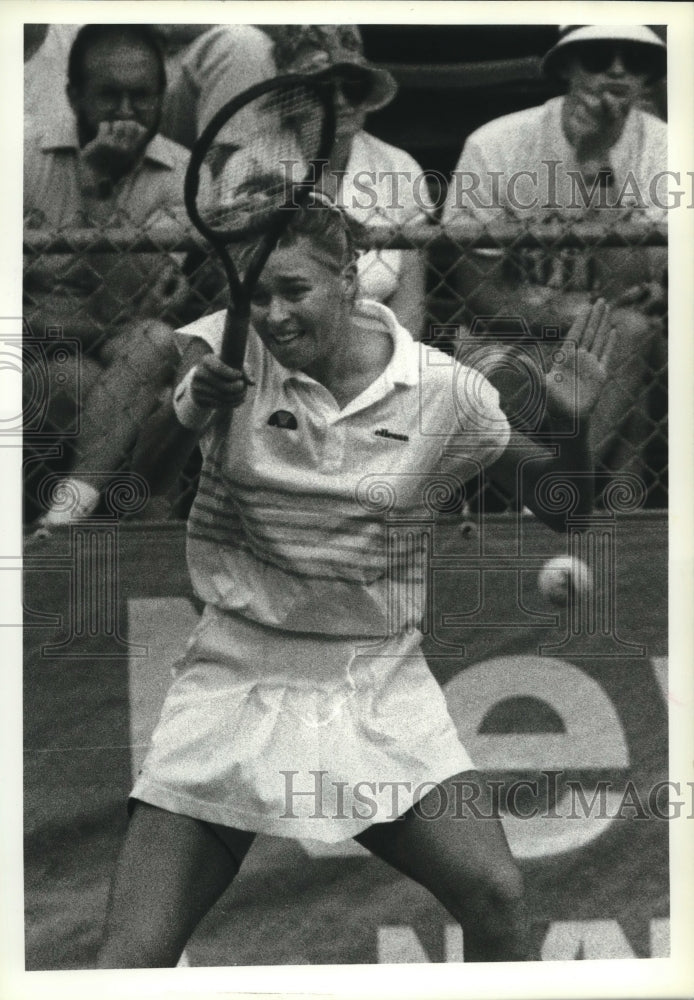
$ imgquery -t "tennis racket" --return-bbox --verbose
[184,74,336,371]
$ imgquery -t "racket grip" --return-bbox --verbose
[220,305,250,371]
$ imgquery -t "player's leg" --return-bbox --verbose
[97,800,255,968]
[354,770,528,962]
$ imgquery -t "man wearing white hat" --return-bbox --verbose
[443,25,667,488]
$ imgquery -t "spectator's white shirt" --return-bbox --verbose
[160,25,275,148]
[24,115,190,228]
[338,131,433,304]
[442,96,667,293]
[444,96,668,229]
[24,24,78,131]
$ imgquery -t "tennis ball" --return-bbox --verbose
[538,555,592,606]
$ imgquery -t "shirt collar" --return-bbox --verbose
[39,114,178,170]
[354,299,419,388]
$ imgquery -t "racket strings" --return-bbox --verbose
[198,84,328,238]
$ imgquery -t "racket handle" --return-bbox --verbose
[220,304,250,370]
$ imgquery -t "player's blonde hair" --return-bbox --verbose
[235,187,364,284]
[276,191,363,275]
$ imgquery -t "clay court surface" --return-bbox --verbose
[23,511,668,968]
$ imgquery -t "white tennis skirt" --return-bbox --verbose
[131,604,474,842]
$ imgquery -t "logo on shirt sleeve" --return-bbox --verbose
[268,410,298,430]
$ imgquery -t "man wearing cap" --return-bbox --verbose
[443,25,667,488]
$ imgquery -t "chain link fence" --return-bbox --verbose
[22,207,668,527]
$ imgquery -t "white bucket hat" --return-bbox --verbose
[542,25,666,80]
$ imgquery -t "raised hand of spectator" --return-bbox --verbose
[79,120,150,188]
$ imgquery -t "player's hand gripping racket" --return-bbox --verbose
[184,75,336,372]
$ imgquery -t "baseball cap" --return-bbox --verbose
[542,25,666,80]
[267,25,398,112]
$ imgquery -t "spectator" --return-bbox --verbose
[24,24,192,528]
[158,24,275,149]
[442,25,667,488]
[157,25,278,326]
[24,23,78,129]
[267,25,432,339]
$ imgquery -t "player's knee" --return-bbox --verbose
[477,865,523,920]
[98,918,185,969]
[446,863,525,938]
[448,866,527,961]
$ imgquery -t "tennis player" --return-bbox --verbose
[98,195,612,967]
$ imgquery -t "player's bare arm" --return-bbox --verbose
[487,297,613,530]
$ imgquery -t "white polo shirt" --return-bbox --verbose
[178,300,510,635]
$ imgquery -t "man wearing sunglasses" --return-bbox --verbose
[554,27,666,163]
[443,25,667,493]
